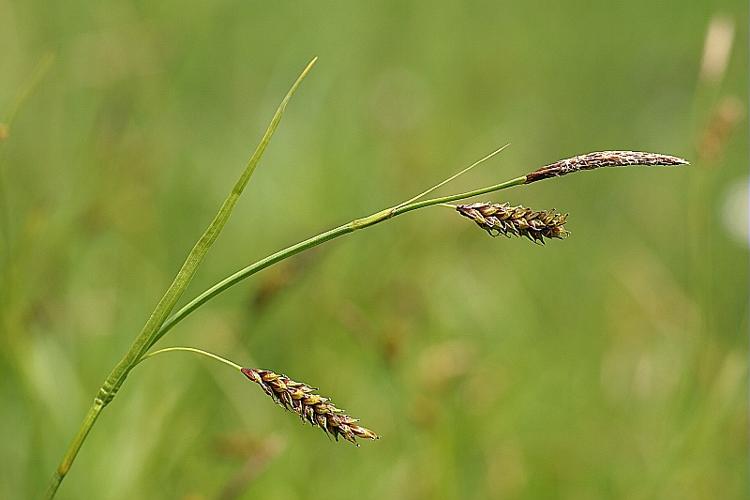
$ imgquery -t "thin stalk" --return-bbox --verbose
[137,347,242,371]
[393,143,510,208]
[391,175,527,215]
[149,175,527,347]
[44,57,317,500]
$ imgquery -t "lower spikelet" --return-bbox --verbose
[456,202,568,243]
[241,368,378,445]
[525,150,689,183]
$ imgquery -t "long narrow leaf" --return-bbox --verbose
[45,56,317,500]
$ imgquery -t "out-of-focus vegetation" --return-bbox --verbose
[0,1,747,499]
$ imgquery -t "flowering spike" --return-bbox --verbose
[525,150,688,183]
[241,368,379,444]
[456,203,569,243]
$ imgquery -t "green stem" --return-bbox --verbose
[46,346,242,498]
[393,143,510,208]
[149,175,527,347]
[45,401,104,499]
[47,56,520,498]
[137,347,243,371]
[391,176,527,214]
[44,57,317,500]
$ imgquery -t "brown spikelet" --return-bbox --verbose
[456,202,568,244]
[525,150,689,183]
[241,368,379,445]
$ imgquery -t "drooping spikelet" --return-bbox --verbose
[456,202,568,243]
[525,150,689,183]
[241,368,378,445]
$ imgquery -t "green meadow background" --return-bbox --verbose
[1,1,747,499]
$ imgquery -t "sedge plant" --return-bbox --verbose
[44,57,688,499]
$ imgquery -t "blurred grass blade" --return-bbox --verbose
[2,52,55,127]
[44,57,317,500]
[0,52,55,276]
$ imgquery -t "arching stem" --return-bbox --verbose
[137,347,243,371]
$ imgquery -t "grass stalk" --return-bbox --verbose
[149,151,686,347]
[149,174,528,346]
[44,57,317,500]
[43,49,687,497]
[137,347,243,371]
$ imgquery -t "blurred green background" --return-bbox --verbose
[1,1,747,499]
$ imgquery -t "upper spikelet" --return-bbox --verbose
[456,202,568,243]
[525,150,689,183]
[241,368,379,445]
